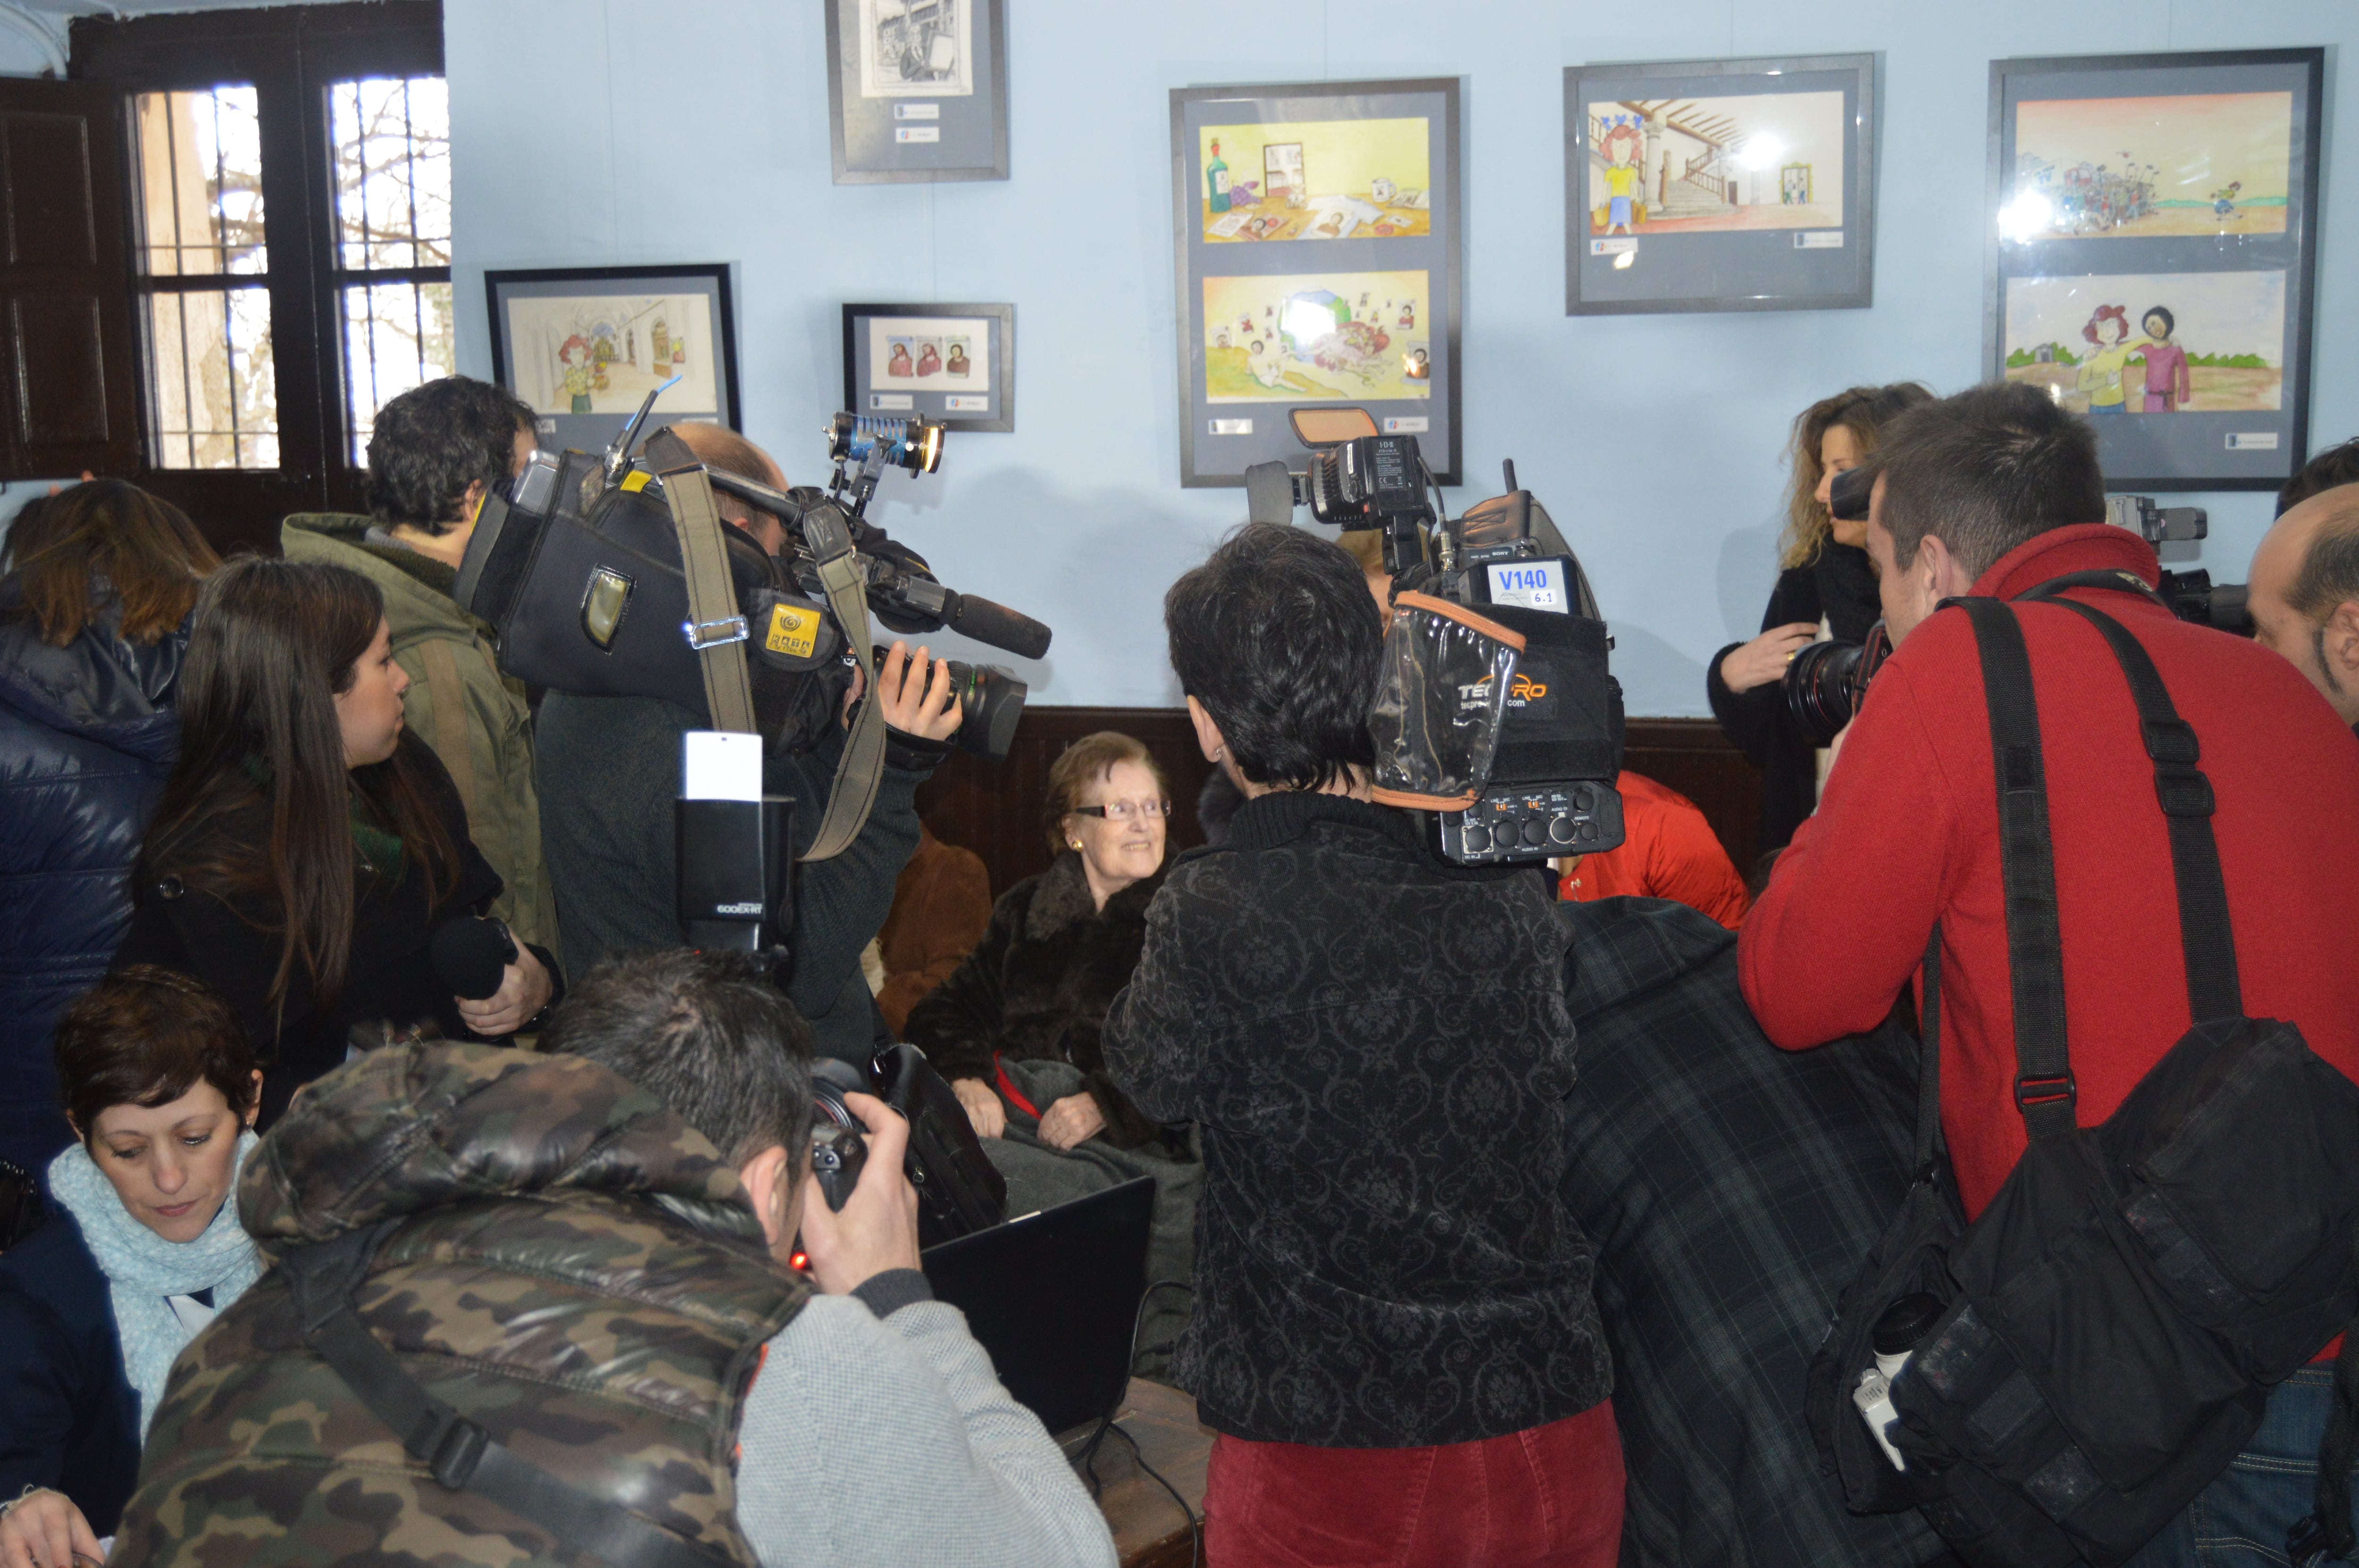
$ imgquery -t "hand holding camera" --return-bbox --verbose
[849,639,963,743]
[798,1090,923,1295]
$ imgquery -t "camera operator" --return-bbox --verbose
[2278,434,2359,515]
[281,376,560,963]
[545,950,1118,1568]
[1102,523,1621,1567]
[533,423,960,1056]
[2250,481,2359,733]
[1740,383,2359,1553]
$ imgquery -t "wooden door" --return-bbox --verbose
[0,78,136,480]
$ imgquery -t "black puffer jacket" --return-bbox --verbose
[0,586,186,1169]
[1102,792,1610,1448]
[904,851,1175,1152]
[1706,543,1881,854]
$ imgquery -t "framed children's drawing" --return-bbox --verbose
[484,264,740,456]
[825,0,1009,184]
[1169,77,1463,487]
[841,302,1014,433]
[1984,49,2325,491]
[1563,54,1877,315]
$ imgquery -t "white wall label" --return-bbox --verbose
[1383,417,1429,434]
[1795,231,1844,249]
[1589,237,1636,256]
[2226,432,2280,450]
[894,126,940,143]
[894,103,940,120]
[1209,418,1253,435]
[868,392,913,411]
[945,394,989,412]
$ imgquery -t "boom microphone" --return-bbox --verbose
[942,591,1053,660]
[430,916,518,1001]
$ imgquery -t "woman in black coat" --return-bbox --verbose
[1708,383,1931,854]
[113,559,554,1126]
[0,481,217,1172]
[906,731,1176,1154]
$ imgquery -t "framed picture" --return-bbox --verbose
[1984,49,2325,491]
[1170,77,1462,488]
[1563,54,1877,315]
[842,302,1014,433]
[824,0,1009,184]
[484,264,739,456]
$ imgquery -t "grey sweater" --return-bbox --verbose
[736,1279,1117,1568]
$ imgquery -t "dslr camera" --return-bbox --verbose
[1778,465,1895,748]
[1246,410,1626,866]
[810,1045,1007,1246]
[454,393,1048,763]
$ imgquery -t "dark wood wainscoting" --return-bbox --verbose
[916,709,1765,899]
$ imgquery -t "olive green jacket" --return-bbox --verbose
[112,1041,807,1568]
[281,514,560,966]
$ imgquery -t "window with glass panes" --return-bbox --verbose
[74,2,445,546]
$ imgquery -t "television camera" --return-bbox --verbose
[1245,410,1626,867]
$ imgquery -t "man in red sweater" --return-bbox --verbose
[1740,383,2359,1558]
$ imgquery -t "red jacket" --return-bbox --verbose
[1559,770,1750,929]
[1740,525,2359,1221]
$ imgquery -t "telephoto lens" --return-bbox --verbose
[1782,622,1893,748]
[874,646,1026,761]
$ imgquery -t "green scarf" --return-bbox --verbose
[240,754,405,881]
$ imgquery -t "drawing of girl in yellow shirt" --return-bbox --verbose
[1594,120,1648,234]
[2076,304,2147,416]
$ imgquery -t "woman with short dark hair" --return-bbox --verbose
[0,480,218,1170]
[115,557,554,1125]
[1104,522,1621,1567]
[909,730,1177,1153]
[0,968,262,1566]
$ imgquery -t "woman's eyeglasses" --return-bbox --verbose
[1073,799,1173,822]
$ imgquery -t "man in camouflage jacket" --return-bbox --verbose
[109,1039,803,1566]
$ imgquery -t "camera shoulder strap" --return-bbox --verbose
[1953,596,2077,1142]
[657,461,759,737]
[795,500,887,863]
[283,1221,739,1568]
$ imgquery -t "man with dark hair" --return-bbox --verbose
[280,376,558,960]
[2277,434,2359,516]
[1741,383,2359,1556]
[532,422,960,1060]
[1104,523,1621,1566]
[2250,485,2359,730]
[545,949,1114,1568]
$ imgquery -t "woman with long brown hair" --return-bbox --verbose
[1707,382,1932,855]
[116,558,553,1125]
[0,480,217,1171]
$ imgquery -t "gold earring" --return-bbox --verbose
[1070,840,1082,850]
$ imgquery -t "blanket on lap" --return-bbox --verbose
[1558,896,1947,1568]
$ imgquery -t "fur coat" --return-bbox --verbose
[904,851,1175,1152]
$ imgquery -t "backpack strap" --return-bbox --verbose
[2027,596,2242,1023]
[1953,597,2077,1142]
[1913,925,1946,1177]
[282,1224,739,1568]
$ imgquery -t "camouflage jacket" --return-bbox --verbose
[110,1042,808,1568]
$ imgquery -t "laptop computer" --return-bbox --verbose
[921,1176,1156,1438]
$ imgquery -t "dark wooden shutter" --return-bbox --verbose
[0,78,136,479]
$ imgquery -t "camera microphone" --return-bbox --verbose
[940,591,1053,660]
[429,916,518,1001]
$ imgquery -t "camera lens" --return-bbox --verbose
[945,660,1025,762]
[1781,621,1892,748]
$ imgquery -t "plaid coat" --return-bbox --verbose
[1557,896,1946,1568]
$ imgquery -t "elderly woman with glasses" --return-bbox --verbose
[906,732,1176,1152]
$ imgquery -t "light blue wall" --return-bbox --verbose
[445,0,2354,713]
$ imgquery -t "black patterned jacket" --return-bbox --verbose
[1102,791,1611,1448]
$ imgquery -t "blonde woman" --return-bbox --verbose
[1707,383,1932,851]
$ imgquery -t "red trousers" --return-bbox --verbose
[1202,1400,1625,1568]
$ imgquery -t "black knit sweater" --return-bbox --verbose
[1102,791,1611,1447]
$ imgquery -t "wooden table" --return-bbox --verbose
[1087,1378,1213,1568]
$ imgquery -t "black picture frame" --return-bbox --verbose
[841,302,1015,434]
[1983,48,2325,492]
[1170,76,1463,488]
[1563,53,1877,315]
[484,264,740,456]
[825,0,1009,185]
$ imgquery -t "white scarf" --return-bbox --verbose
[47,1131,263,1436]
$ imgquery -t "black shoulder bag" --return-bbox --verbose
[1806,589,2359,1568]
